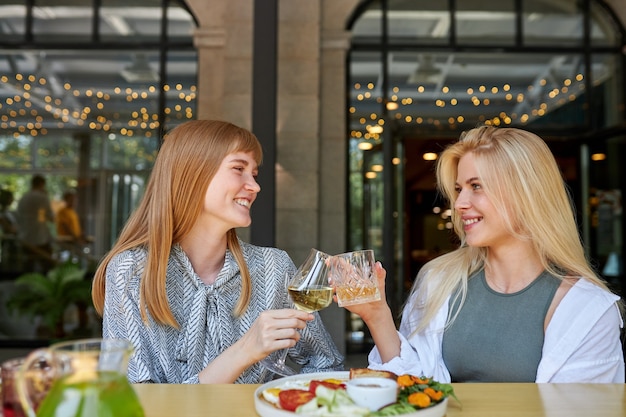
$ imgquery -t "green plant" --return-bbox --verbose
[6,260,93,339]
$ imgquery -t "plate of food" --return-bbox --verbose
[254,368,455,417]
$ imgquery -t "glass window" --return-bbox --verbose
[592,53,623,128]
[348,51,385,252]
[349,50,591,135]
[0,1,196,291]
[34,134,80,170]
[164,50,198,127]
[104,172,149,247]
[0,135,31,169]
[351,0,382,42]
[587,135,625,292]
[590,2,621,47]
[456,0,516,45]
[167,3,196,39]
[103,133,158,170]
[0,1,26,43]
[101,2,153,39]
[0,49,169,152]
[33,0,93,43]
[349,52,384,156]
[523,0,583,46]
[388,0,450,45]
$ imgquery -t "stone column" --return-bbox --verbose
[186,0,228,120]
[275,1,322,264]
[192,27,227,119]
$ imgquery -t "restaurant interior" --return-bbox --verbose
[0,0,625,373]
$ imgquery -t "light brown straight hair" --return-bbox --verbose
[92,120,263,328]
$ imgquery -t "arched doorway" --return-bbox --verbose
[345,0,626,350]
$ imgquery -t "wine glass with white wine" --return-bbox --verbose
[261,248,333,377]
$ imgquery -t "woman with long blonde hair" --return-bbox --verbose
[341,126,624,382]
[92,120,342,384]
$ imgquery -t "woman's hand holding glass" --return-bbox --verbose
[328,249,386,315]
[243,308,313,362]
[333,258,388,319]
[330,254,402,363]
[260,249,333,376]
[258,248,390,376]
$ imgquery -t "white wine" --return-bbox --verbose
[288,285,333,312]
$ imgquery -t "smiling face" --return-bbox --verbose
[199,151,260,233]
[453,152,513,249]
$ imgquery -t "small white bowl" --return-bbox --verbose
[345,377,398,411]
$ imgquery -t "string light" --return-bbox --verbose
[0,73,196,136]
[349,75,587,137]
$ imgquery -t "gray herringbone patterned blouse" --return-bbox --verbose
[102,241,344,384]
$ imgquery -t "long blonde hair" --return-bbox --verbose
[409,125,616,332]
[92,120,263,328]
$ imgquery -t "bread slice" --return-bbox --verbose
[349,367,398,381]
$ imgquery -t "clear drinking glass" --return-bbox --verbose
[261,248,333,377]
[330,249,381,307]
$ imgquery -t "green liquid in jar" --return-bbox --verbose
[36,371,144,417]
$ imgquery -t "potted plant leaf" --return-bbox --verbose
[6,260,93,339]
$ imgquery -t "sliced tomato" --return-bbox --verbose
[278,389,316,412]
[308,380,346,394]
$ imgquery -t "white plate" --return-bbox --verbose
[254,371,448,417]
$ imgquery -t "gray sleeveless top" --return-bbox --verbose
[442,269,560,382]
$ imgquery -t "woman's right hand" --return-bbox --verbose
[241,308,314,363]
[338,262,401,363]
[198,308,313,383]
[338,261,392,324]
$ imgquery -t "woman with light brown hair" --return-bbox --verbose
[92,119,342,384]
[341,126,624,383]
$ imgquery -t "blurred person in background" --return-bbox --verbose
[56,190,89,264]
[0,189,20,273]
[56,190,85,244]
[0,189,18,236]
[17,174,55,273]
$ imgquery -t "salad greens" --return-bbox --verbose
[295,375,457,417]
[373,376,458,416]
